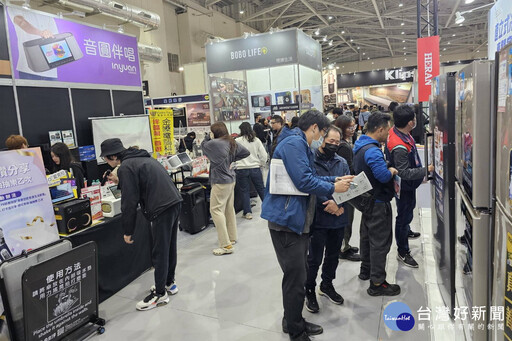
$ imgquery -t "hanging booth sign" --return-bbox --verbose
[0,148,59,258]
[417,36,440,102]
[149,109,174,156]
[488,0,512,60]
[6,6,141,87]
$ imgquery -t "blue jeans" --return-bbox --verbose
[235,168,265,215]
[395,190,416,256]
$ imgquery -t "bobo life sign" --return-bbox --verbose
[6,6,141,87]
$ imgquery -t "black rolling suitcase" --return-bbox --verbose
[179,182,208,234]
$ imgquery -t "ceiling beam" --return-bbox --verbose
[266,1,295,31]
[205,0,222,7]
[242,0,294,22]
[336,33,358,54]
[445,0,463,28]
[370,0,394,56]
[281,15,313,28]
[309,0,369,16]
[300,0,329,26]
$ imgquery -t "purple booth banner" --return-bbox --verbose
[6,6,141,87]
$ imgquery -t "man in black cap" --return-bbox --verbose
[100,138,183,311]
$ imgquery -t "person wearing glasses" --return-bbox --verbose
[334,115,361,262]
[269,114,285,158]
[261,110,354,341]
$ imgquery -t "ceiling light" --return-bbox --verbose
[326,57,329,60]
[447,41,451,45]
[403,46,406,49]
[452,34,456,37]
[402,40,405,43]
[328,16,333,20]
[239,10,244,14]
[403,52,406,55]
[455,12,465,24]
[443,48,446,51]
[323,35,327,42]
[401,31,405,35]
[371,62,374,65]
[178,66,184,72]
[329,40,333,46]
[399,3,403,7]
[401,22,405,26]
[341,30,345,34]
[336,66,340,69]
[465,0,475,3]
[350,39,354,42]
[315,29,320,36]
[357,46,360,49]
[477,50,480,52]
[404,58,407,61]
[363,52,366,55]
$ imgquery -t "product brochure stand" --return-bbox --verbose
[0,240,105,341]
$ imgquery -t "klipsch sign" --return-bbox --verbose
[417,36,440,102]
[206,29,321,74]
[337,67,415,88]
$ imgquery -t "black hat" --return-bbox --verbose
[100,138,126,157]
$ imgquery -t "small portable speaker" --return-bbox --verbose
[53,198,92,235]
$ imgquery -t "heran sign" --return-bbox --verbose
[337,66,415,88]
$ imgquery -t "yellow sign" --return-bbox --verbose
[149,109,174,156]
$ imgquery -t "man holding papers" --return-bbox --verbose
[261,110,353,341]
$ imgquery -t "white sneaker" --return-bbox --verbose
[150,282,178,295]
[136,291,169,311]
[243,213,253,220]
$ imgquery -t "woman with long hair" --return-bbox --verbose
[201,122,250,255]
[51,142,85,195]
[334,115,361,262]
[235,122,267,220]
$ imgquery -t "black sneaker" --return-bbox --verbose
[291,332,312,341]
[318,283,344,305]
[358,271,370,280]
[408,230,421,239]
[367,281,401,296]
[339,249,362,262]
[397,253,419,268]
[305,288,319,313]
[349,246,359,253]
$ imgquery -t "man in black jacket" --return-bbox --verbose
[101,138,183,311]
[386,105,434,268]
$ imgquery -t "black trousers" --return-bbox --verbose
[306,227,345,290]
[150,203,181,294]
[395,190,416,256]
[270,229,309,338]
[342,204,355,252]
[359,202,392,284]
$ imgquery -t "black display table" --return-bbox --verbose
[63,209,152,303]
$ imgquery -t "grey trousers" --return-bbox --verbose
[359,202,393,284]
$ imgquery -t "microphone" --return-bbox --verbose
[101,170,111,186]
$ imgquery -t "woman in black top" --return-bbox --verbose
[334,115,361,261]
[51,142,85,195]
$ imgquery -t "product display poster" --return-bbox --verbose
[0,148,59,257]
[488,0,512,59]
[22,242,97,341]
[505,232,512,340]
[322,69,337,109]
[61,130,75,148]
[6,6,141,86]
[48,130,62,146]
[210,76,249,123]
[186,103,211,127]
[498,48,508,112]
[149,109,175,156]
[434,127,445,218]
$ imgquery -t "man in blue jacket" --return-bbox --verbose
[353,112,400,296]
[261,110,354,341]
[305,126,350,314]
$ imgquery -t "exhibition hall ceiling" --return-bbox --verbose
[200,0,493,64]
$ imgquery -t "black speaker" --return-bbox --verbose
[53,198,92,235]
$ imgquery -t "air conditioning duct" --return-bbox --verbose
[61,0,160,30]
[138,43,163,63]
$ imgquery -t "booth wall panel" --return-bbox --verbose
[0,86,18,145]
[17,86,73,146]
[112,90,144,116]
[71,89,113,147]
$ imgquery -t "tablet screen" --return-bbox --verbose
[40,39,73,64]
[50,182,75,204]
[109,186,122,199]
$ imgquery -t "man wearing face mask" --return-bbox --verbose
[386,105,434,268]
[304,126,350,314]
[261,110,354,341]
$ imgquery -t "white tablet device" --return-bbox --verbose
[23,32,83,72]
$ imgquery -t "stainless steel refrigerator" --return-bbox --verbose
[428,73,457,315]
[491,43,512,341]
[455,60,495,341]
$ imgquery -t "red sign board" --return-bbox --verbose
[417,36,440,102]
